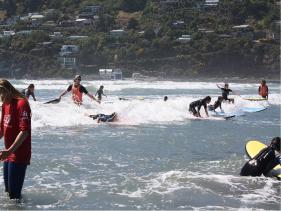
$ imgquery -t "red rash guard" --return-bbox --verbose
[1,99,31,165]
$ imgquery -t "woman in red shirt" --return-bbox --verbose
[0,79,31,200]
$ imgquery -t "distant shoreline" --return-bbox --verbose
[6,75,280,83]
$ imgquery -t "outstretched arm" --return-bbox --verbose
[216,84,221,89]
[31,92,36,101]
[59,90,68,99]
[87,93,100,103]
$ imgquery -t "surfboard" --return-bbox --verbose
[245,140,281,179]
[44,98,60,104]
[243,97,267,101]
[242,107,267,113]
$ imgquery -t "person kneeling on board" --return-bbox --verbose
[89,112,117,123]
[208,96,223,112]
[189,96,211,118]
[240,137,280,178]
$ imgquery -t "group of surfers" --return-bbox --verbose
[0,76,274,201]
[188,80,268,118]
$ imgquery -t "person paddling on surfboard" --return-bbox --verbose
[217,83,234,103]
[58,75,100,105]
[208,96,223,112]
[240,137,280,178]
[258,79,268,99]
[89,112,117,123]
[189,96,211,118]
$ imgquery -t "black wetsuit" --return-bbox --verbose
[208,100,222,111]
[21,88,36,101]
[189,100,207,116]
[95,89,105,101]
[240,147,280,177]
[67,84,88,94]
[93,113,116,122]
[220,88,232,101]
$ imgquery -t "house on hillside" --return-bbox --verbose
[99,68,123,80]
[205,0,219,7]
[59,45,80,69]
[79,5,102,18]
[177,35,191,43]
[110,29,126,38]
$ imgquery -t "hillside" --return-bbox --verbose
[0,0,280,79]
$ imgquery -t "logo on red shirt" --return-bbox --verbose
[3,114,11,128]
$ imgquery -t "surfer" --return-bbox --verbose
[95,85,107,101]
[217,83,234,103]
[164,96,168,101]
[208,96,223,112]
[0,79,32,200]
[189,96,211,117]
[21,84,36,101]
[58,75,100,105]
[89,112,117,123]
[258,79,268,99]
[240,137,280,178]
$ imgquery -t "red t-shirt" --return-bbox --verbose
[1,98,31,164]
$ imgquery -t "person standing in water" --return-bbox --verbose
[258,79,268,99]
[164,96,168,101]
[217,83,234,103]
[95,85,107,101]
[0,79,32,200]
[59,75,100,105]
[189,96,211,117]
[21,84,36,101]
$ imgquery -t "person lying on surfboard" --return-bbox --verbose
[208,96,223,112]
[58,75,100,105]
[240,137,280,178]
[189,96,211,118]
[216,83,234,103]
[89,112,117,123]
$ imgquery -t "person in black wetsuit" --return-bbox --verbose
[89,112,117,123]
[189,96,211,117]
[164,96,168,102]
[208,96,223,112]
[21,84,36,101]
[95,85,107,101]
[240,137,281,178]
[217,83,234,103]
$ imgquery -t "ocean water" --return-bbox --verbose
[0,79,280,210]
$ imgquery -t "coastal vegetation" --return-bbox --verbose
[0,0,279,78]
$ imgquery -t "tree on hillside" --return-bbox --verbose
[3,0,17,16]
[120,0,147,12]
[127,18,138,29]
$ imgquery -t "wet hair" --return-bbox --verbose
[28,84,35,89]
[261,79,266,84]
[74,75,81,81]
[270,137,280,151]
[224,83,229,87]
[164,96,168,101]
[0,79,27,102]
[100,85,104,89]
[203,96,211,103]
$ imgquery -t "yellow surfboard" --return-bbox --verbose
[243,98,267,101]
[245,140,281,179]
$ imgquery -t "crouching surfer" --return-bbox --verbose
[189,96,211,118]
